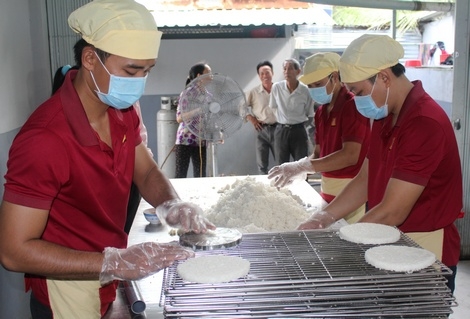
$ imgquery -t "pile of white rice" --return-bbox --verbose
[205,177,310,233]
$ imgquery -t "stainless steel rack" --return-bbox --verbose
[160,229,456,318]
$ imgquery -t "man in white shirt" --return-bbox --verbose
[246,61,277,174]
[269,58,315,165]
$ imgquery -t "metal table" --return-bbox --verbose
[104,175,327,318]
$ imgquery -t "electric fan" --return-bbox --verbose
[179,73,247,176]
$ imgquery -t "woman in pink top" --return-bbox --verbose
[174,62,212,178]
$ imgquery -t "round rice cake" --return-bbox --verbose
[339,223,400,245]
[177,255,250,284]
[365,245,436,272]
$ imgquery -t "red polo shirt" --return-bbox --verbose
[314,86,371,178]
[3,70,142,307]
[368,80,462,267]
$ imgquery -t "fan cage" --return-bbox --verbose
[179,74,247,141]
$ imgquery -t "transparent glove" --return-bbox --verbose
[100,241,194,285]
[156,199,216,233]
[296,210,336,230]
[268,157,314,188]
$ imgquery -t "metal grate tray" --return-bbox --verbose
[160,229,457,318]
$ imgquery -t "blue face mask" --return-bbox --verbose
[90,52,147,110]
[308,77,335,104]
[353,76,389,120]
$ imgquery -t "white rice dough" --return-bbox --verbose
[205,177,309,233]
[365,245,436,272]
[177,255,250,284]
[339,223,401,245]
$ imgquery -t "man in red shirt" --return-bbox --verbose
[0,0,214,317]
[269,52,370,224]
[296,34,462,293]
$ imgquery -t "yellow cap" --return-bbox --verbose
[68,0,162,60]
[299,52,340,85]
[339,34,404,83]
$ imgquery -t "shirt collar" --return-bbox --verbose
[379,80,425,136]
[60,70,100,147]
[395,80,425,127]
[257,84,271,94]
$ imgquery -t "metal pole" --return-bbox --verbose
[207,141,217,177]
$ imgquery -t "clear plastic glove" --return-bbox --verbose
[100,241,194,285]
[267,157,314,188]
[156,199,216,233]
[296,210,336,230]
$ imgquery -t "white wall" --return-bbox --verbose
[0,0,51,318]
[406,12,456,117]
[0,0,51,134]
[405,67,453,117]
[146,37,295,95]
[422,13,455,53]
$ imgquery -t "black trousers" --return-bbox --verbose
[30,292,52,319]
[256,124,276,174]
[446,265,457,294]
[273,124,309,165]
[174,144,206,178]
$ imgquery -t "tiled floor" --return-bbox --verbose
[450,259,470,318]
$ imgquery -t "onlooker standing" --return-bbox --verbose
[174,62,212,178]
[268,52,370,224]
[245,61,277,174]
[296,34,462,293]
[269,58,315,165]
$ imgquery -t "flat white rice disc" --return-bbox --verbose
[365,245,436,272]
[177,255,250,284]
[339,223,400,244]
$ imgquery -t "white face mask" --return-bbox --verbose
[353,75,389,120]
[90,52,147,109]
[308,76,335,104]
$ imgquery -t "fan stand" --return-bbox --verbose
[207,141,217,177]
[206,101,220,177]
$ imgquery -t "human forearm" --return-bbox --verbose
[137,165,179,207]
[2,233,194,284]
[133,145,214,232]
[297,175,367,230]
[1,237,103,280]
[312,142,361,173]
[358,178,423,226]
[138,166,215,233]
[323,171,368,220]
[0,201,104,279]
[133,144,179,207]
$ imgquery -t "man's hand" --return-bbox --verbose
[268,157,313,188]
[246,115,263,131]
[100,242,194,285]
[297,210,336,230]
[156,199,216,233]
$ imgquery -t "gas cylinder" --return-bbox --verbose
[157,96,178,178]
